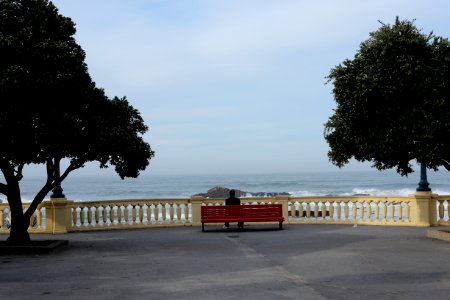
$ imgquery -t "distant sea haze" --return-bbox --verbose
[14,170,450,202]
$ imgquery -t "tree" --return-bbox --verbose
[324,17,450,182]
[0,0,154,244]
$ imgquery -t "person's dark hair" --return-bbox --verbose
[229,189,236,197]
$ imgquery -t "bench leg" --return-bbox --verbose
[279,221,283,230]
[202,223,205,232]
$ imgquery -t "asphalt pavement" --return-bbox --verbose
[1,224,450,300]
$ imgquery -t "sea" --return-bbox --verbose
[11,169,450,202]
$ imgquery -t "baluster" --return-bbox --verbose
[142,204,149,224]
[74,207,80,227]
[362,201,367,220]
[114,206,119,225]
[179,203,185,223]
[350,201,356,220]
[99,205,107,226]
[294,201,300,218]
[315,202,320,218]
[373,201,379,221]
[111,206,117,225]
[188,202,193,223]
[36,208,42,229]
[157,203,163,224]
[92,207,98,226]
[123,205,127,224]
[86,206,93,226]
[116,205,122,224]
[394,202,400,221]
[335,201,341,221]
[138,204,144,224]
[0,209,4,229]
[41,207,47,229]
[136,205,141,224]
[98,206,104,226]
[131,205,137,225]
[405,202,411,222]
[0,209,3,229]
[444,200,449,221]
[104,206,110,225]
[354,202,359,220]
[173,203,179,224]
[70,208,75,227]
[165,203,171,224]
[342,201,347,220]
[309,202,314,218]
[358,202,363,220]
[80,207,87,226]
[389,202,395,222]
[124,205,129,224]
[438,200,445,221]
[328,202,334,220]
[124,205,130,225]
[150,204,156,223]
[101,206,107,224]
[398,202,404,221]
[343,201,349,221]
[320,202,326,219]
[305,202,311,218]
[381,202,387,222]
[325,202,331,219]
[95,206,101,225]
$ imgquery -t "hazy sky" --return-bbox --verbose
[48,0,450,176]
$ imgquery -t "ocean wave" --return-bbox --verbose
[287,187,448,197]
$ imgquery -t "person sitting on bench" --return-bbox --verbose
[223,189,244,229]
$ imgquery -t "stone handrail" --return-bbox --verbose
[288,195,413,225]
[0,191,446,234]
[68,198,192,231]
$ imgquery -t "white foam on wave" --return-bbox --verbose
[350,187,416,196]
[286,187,450,197]
[288,190,331,197]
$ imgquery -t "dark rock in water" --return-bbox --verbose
[194,186,290,198]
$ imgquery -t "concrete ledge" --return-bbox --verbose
[0,240,68,255]
[427,229,450,242]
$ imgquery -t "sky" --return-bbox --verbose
[46,0,450,176]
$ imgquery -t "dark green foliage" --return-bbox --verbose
[325,17,450,176]
[0,0,154,244]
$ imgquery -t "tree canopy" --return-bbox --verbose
[324,17,450,176]
[0,0,154,244]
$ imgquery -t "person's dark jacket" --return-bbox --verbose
[225,196,240,205]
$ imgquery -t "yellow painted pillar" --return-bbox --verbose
[46,198,73,234]
[275,195,290,222]
[190,196,204,226]
[411,192,433,227]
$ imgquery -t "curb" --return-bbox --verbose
[0,240,69,255]
[427,229,450,243]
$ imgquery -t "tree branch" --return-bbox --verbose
[0,183,7,196]
[441,159,450,171]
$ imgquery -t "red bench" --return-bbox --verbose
[201,204,284,232]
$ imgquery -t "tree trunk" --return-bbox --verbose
[7,208,31,245]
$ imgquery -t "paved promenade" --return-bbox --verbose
[1,224,450,300]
